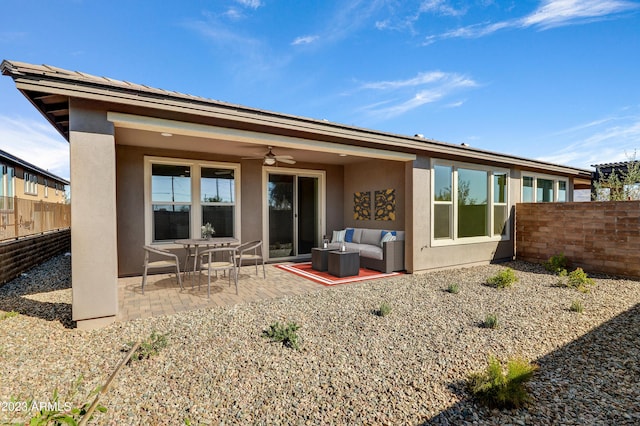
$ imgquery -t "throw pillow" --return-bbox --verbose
[344,228,355,242]
[332,229,346,243]
[380,230,397,239]
[380,231,397,247]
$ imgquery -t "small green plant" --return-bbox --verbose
[126,331,168,362]
[544,253,568,274]
[375,302,392,317]
[262,321,301,350]
[570,300,584,313]
[467,356,538,409]
[10,376,106,425]
[482,314,499,329]
[557,268,595,293]
[0,310,19,320]
[486,268,518,289]
[446,283,460,294]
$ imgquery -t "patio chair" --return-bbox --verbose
[142,245,183,294]
[198,246,238,297]
[235,240,266,278]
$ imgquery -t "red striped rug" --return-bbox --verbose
[275,262,402,286]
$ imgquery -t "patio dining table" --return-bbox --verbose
[175,237,239,280]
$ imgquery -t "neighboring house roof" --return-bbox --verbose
[0,148,69,185]
[1,59,592,181]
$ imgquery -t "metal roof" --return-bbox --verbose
[1,59,592,179]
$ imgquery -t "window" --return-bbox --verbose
[151,164,192,241]
[433,161,509,244]
[24,172,37,195]
[521,174,568,203]
[145,157,240,243]
[201,167,235,238]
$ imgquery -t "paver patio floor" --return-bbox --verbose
[117,263,327,321]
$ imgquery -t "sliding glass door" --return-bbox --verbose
[267,171,322,259]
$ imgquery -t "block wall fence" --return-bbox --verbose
[0,229,70,285]
[516,201,640,278]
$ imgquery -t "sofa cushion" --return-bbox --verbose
[361,228,382,246]
[359,244,383,260]
[352,228,363,244]
[395,230,405,241]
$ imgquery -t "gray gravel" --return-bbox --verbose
[1,254,639,425]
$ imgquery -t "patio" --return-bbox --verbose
[117,263,327,322]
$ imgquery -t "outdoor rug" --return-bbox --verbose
[275,262,402,286]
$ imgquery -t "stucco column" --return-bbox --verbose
[70,129,118,329]
[406,158,431,273]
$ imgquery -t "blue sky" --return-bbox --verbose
[1,0,639,180]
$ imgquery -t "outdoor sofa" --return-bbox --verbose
[328,227,405,273]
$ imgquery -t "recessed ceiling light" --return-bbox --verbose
[339,154,348,157]
[161,132,173,137]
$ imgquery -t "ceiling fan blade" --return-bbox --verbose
[274,155,294,160]
[278,158,296,165]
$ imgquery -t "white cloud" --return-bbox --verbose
[536,108,640,169]
[419,0,467,17]
[0,115,69,180]
[358,71,478,118]
[424,0,639,43]
[235,0,262,9]
[291,35,319,46]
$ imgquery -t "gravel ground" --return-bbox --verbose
[1,254,639,425]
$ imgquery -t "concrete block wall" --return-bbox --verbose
[0,229,71,285]
[516,201,640,278]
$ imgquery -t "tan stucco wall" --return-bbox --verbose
[342,159,406,231]
[405,156,517,273]
[69,101,118,327]
[115,144,345,276]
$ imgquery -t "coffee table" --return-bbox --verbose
[311,247,333,272]
[328,250,360,278]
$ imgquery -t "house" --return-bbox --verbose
[0,148,68,238]
[0,149,68,204]
[1,60,592,329]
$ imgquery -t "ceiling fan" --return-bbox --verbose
[242,146,296,165]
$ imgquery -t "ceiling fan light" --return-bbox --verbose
[263,157,276,165]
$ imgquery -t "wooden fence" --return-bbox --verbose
[0,196,70,241]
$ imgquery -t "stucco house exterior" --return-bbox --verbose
[1,60,591,329]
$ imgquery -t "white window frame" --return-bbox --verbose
[24,172,38,195]
[431,160,510,246]
[521,172,569,203]
[144,156,241,246]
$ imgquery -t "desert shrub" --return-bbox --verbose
[486,268,518,289]
[10,376,106,425]
[482,314,499,329]
[570,300,584,313]
[262,321,301,350]
[544,253,568,274]
[467,356,538,409]
[557,268,595,293]
[374,302,392,317]
[126,331,168,362]
[446,283,460,294]
[0,310,18,321]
